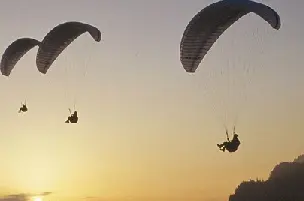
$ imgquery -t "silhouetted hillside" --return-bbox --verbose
[229,154,304,201]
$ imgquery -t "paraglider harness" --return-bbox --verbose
[18,101,28,113]
[217,126,240,152]
[65,108,78,123]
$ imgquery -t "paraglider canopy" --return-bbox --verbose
[180,0,281,73]
[36,21,102,74]
[0,38,40,76]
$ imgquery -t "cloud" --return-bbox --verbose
[0,194,28,201]
[0,192,52,201]
[38,192,52,196]
[83,196,108,201]
[229,154,304,201]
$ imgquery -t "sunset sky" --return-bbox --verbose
[0,0,304,201]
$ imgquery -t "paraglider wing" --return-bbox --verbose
[1,38,40,76]
[180,0,280,73]
[36,21,101,74]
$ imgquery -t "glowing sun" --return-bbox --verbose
[32,197,42,201]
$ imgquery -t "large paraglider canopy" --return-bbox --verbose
[36,21,102,74]
[180,0,281,73]
[179,0,281,141]
[1,38,40,76]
